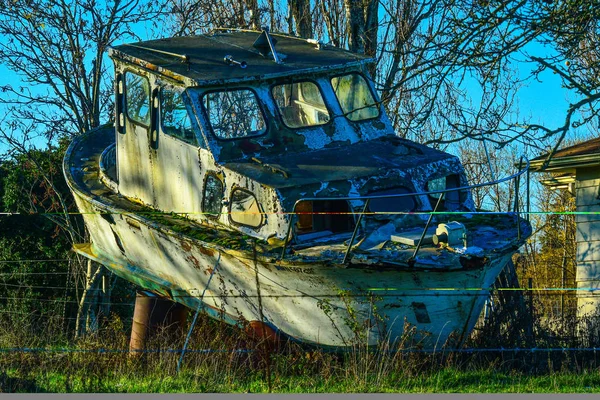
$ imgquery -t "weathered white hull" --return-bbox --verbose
[63,127,530,350]
[69,186,511,349]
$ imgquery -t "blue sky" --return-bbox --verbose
[0,21,588,157]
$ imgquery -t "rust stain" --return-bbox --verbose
[187,255,201,269]
[181,240,192,252]
[197,246,215,257]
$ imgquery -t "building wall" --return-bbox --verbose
[575,167,600,317]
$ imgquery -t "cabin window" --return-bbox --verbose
[125,72,151,125]
[427,174,463,211]
[295,200,354,240]
[272,81,330,128]
[331,73,379,121]
[229,189,263,228]
[161,88,197,146]
[202,89,266,139]
[202,174,224,217]
[367,187,416,214]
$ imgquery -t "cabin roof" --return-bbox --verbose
[108,30,372,85]
[529,137,600,172]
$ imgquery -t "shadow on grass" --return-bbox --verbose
[0,371,47,393]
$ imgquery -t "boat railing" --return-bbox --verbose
[99,142,118,193]
[278,157,531,263]
[99,142,116,173]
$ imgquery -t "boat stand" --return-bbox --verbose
[129,291,188,355]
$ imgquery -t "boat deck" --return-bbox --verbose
[64,126,530,271]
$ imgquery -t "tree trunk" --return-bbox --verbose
[344,0,378,76]
[245,0,261,30]
[345,0,365,53]
[363,0,379,57]
[320,0,340,47]
[75,259,103,338]
[290,0,314,38]
[268,0,276,31]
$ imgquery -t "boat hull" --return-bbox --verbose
[70,187,512,349]
[63,127,527,349]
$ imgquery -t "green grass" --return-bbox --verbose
[2,310,600,393]
[3,360,600,393]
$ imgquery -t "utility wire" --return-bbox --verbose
[0,211,597,216]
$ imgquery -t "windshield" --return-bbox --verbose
[331,73,379,121]
[202,89,266,139]
[272,81,330,128]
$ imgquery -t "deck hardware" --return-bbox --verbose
[115,74,124,134]
[253,27,282,64]
[123,44,190,63]
[306,39,324,50]
[408,192,444,267]
[150,88,159,150]
[224,55,247,68]
[123,44,191,70]
[432,221,466,247]
[343,199,370,264]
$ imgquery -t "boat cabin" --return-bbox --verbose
[107,29,474,245]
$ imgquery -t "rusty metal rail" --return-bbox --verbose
[279,157,531,262]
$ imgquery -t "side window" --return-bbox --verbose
[272,81,330,128]
[202,174,224,217]
[125,72,151,125]
[331,73,379,121]
[161,88,197,146]
[202,89,266,139]
[367,187,416,214]
[229,189,262,228]
[426,174,463,211]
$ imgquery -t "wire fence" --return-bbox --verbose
[0,211,597,216]
[0,275,588,352]
[0,208,588,356]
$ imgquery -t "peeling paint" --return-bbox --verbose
[65,31,532,349]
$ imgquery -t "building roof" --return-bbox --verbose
[108,30,372,86]
[529,137,600,172]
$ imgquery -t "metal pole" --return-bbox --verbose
[177,253,221,373]
[342,199,370,264]
[279,204,298,261]
[409,193,444,267]
[481,135,496,181]
[526,168,530,222]
[515,157,523,240]
[253,241,272,392]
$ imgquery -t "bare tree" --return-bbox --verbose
[316,0,346,47]
[289,0,313,38]
[166,0,600,153]
[0,0,162,139]
[0,0,163,337]
[343,0,378,55]
[169,0,288,36]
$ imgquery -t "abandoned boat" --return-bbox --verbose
[63,29,532,349]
